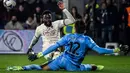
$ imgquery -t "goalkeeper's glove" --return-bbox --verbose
[27,48,33,54]
[113,48,120,53]
[28,52,43,61]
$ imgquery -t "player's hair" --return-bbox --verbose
[42,10,52,15]
[75,19,86,34]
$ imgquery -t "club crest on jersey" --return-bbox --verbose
[43,28,56,36]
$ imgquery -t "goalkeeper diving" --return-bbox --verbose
[27,1,75,60]
[7,19,120,71]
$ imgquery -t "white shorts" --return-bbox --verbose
[44,51,61,61]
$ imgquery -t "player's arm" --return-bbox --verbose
[56,1,75,28]
[28,43,59,61]
[28,35,68,61]
[86,37,120,54]
[27,27,41,54]
[62,9,75,25]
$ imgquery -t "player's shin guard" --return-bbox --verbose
[23,64,42,70]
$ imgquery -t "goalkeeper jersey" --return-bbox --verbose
[42,33,114,65]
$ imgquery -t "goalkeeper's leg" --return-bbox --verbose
[7,64,42,71]
[80,64,104,71]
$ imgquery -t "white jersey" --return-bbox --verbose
[35,20,64,51]
[28,9,75,52]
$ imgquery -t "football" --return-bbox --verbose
[3,0,16,10]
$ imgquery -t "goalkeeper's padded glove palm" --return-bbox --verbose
[28,52,43,61]
[113,48,120,53]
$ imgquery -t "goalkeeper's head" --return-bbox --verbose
[75,19,86,34]
[42,10,52,27]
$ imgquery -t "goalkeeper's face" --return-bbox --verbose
[43,13,52,27]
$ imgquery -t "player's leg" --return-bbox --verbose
[62,57,81,71]
[7,64,42,71]
[64,61,102,71]
[65,62,81,71]
[23,64,42,70]
[42,43,61,61]
[52,50,61,60]
[80,64,104,71]
[42,55,63,71]
[42,44,53,61]
[7,60,57,71]
[44,51,61,60]
[44,53,53,61]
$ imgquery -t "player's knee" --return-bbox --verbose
[44,54,53,61]
[44,56,52,61]
[52,51,61,60]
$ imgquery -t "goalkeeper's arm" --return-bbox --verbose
[91,45,120,54]
[87,36,120,54]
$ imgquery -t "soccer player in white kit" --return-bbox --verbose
[27,1,75,60]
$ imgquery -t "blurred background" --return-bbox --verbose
[0,0,130,55]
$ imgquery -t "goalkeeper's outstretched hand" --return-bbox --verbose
[28,52,43,61]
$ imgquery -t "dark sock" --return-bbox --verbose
[91,66,97,71]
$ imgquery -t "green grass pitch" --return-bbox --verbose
[0,54,130,73]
